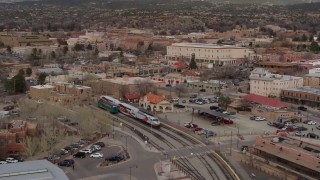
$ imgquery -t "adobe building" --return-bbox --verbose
[281,86,320,107]
[303,73,320,89]
[0,32,52,47]
[139,93,173,113]
[0,120,38,159]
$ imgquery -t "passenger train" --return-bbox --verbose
[98,96,161,127]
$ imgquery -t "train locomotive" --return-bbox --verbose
[98,96,161,128]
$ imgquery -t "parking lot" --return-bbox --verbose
[158,105,320,143]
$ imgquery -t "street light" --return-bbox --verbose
[129,165,138,180]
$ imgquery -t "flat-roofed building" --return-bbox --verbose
[249,68,303,97]
[0,32,52,47]
[281,86,320,107]
[303,73,320,89]
[0,160,68,180]
[253,135,320,179]
[166,43,251,66]
[29,85,55,100]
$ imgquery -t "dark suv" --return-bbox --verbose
[298,106,307,111]
[73,152,86,158]
[58,159,74,167]
[105,153,124,162]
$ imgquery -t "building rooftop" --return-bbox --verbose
[104,77,161,85]
[244,94,288,108]
[305,73,320,78]
[170,43,246,49]
[31,85,55,90]
[10,120,25,129]
[0,160,68,180]
[284,86,320,95]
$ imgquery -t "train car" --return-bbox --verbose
[98,96,119,114]
[118,103,161,128]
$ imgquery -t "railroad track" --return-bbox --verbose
[94,106,239,180]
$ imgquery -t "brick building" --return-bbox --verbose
[0,120,38,159]
[281,86,320,107]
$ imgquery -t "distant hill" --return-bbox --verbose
[209,0,320,5]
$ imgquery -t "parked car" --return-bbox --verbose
[174,104,185,108]
[6,157,18,163]
[255,117,266,121]
[284,121,293,126]
[316,125,320,130]
[267,121,275,126]
[199,89,206,92]
[184,122,198,128]
[295,131,303,136]
[211,121,221,126]
[220,119,234,124]
[307,120,317,125]
[307,133,319,139]
[8,155,24,162]
[189,99,196,103]
[296,126,308,131]
[68,122,79,126]
[182,100,186,103]
[172,97,179,101]
[47,155,60,161]
[73,152,86,158]
[210,106,219,110]
[90,153,104,158]
[201,129,216,137]
[190,94,197,98]
[94,142,105,148]
[80,148,93,154]
[194,127,203,132]
[0,161,7,164]
[58,159,74,167]
[195,101,204,105]
[105,153,124,162]
[3,105,15,111]
[250,116,256,120]
[60,149,69,155]
[91,145,101,151]
[298,106,307,111]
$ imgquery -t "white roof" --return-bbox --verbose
[31,85,55,89]
[170,43,246,49]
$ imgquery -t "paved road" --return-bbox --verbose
[63,131,160,180]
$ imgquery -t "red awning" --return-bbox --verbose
[125,93,140,100]
[243,94,288,108]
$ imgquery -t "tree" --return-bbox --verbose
[86,44,93,50]
[189,53,197,69]
[310,41,320,53]
[26,42,31,46]
[74,43,85,51]
[50,51,56,59]
[301,34,307,42]
[63,46,68,55]
[309,35,314,42]
[6,46,12,54]
[134,79,156,96]
[38,73,47,85]
[175,84,187,97]
[18,69,25,76]
[5,73,26,94]
[218,95,232,109]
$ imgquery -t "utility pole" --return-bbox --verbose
[230,131,233,156]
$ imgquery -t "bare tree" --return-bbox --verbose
[175,84,188,97]
[24,136,39,157]
[134,79,156,96]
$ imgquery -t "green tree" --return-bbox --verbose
[18,69,25,76]
[217,40,224,44]
[310,41,320,53]
[63,46,68,55]
[309,35,314,42]
[218,95,232,109]
[4,73,26,94]
[6,46,12,54]
[189,53,197,69]
[74,43,84,51]
[26,68,32,77]
[38,73,47,85]
[50,51,56,59]
[301,34,307,42]
[86,44,93,50]
[292,37,300,42]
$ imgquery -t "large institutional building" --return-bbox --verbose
[249,68,303,97]
[165,43,251,66]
